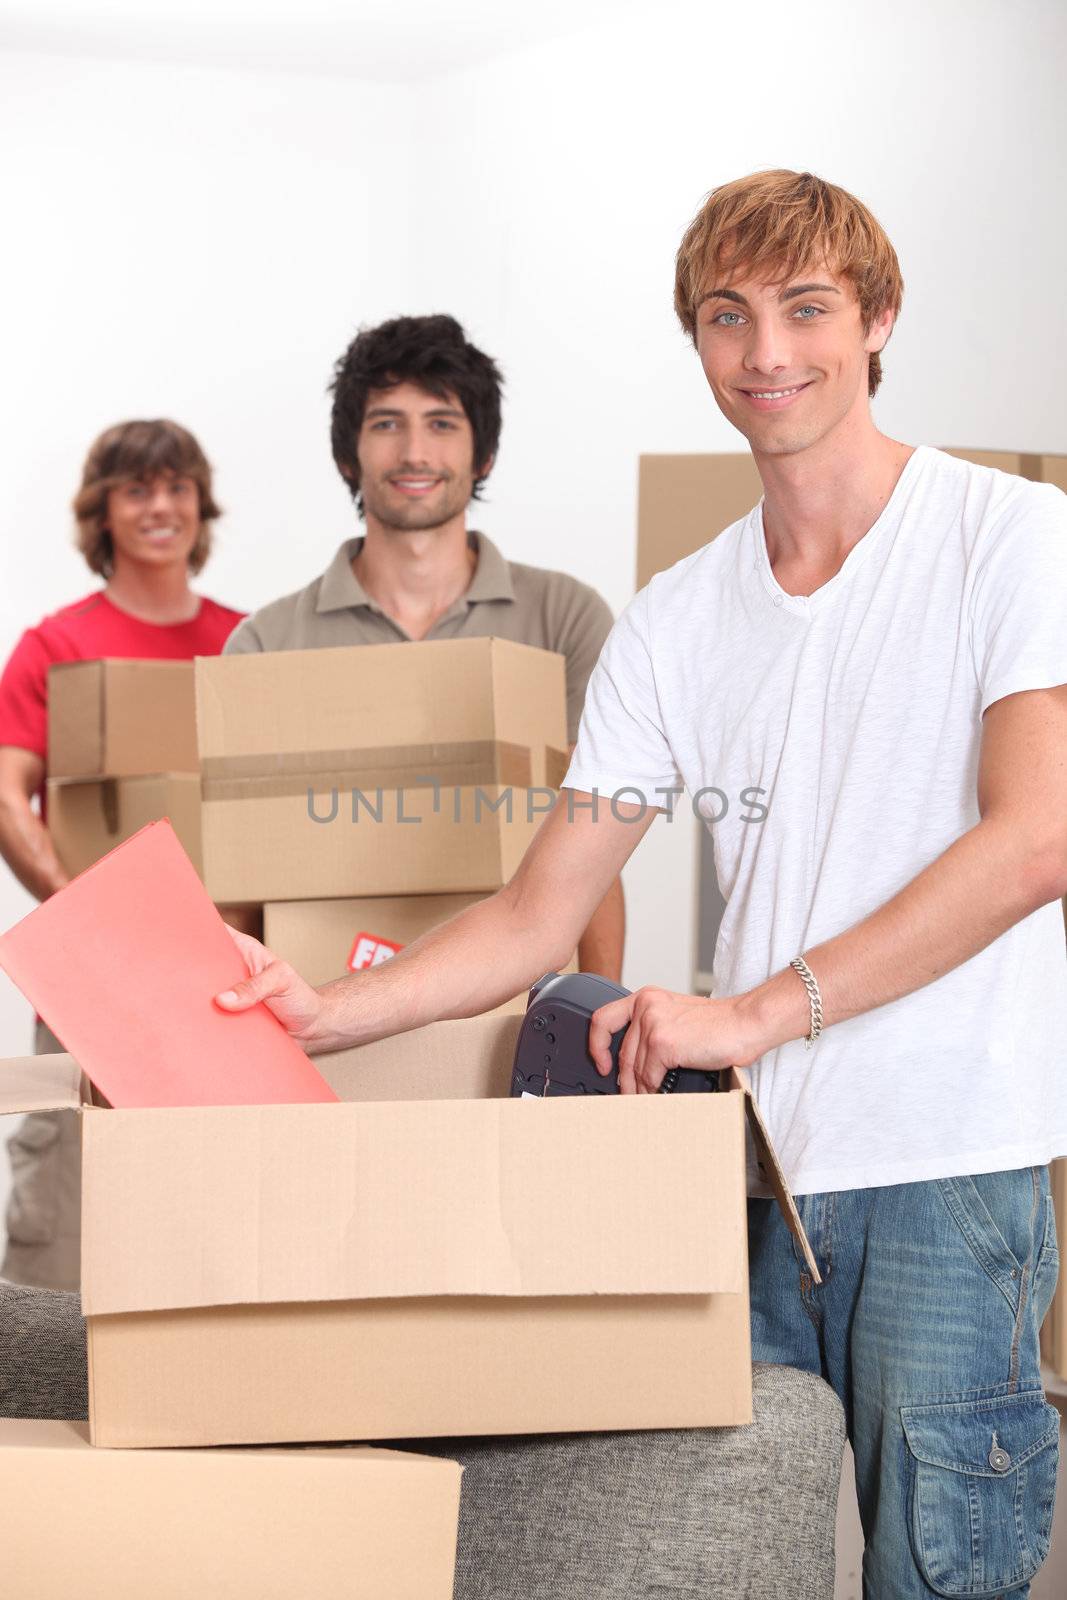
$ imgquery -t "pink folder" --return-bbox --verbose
[0,820,337,1107]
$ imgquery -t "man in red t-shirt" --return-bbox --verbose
[0,418,244,1288]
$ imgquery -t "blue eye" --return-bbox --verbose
[715,311,744,327]
[794,304,822,319]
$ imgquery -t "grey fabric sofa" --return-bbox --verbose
[0,1278,845,1598]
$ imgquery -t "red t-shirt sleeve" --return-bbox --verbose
[0,628,51,760]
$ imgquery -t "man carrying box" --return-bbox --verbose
[0,419,244,1290]
[220,172,1067,1597]
[223,313,622,977]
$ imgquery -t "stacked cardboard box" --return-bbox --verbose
[0,1420,462,1599]
[195,637,569,903]
[264,892,487,981]
[47,660,201,875]
[261,895,574,1012]
[43,640,575,996]
[197,637,575,999]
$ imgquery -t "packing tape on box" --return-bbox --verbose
[201,740,570,801]
[101,778,120,835]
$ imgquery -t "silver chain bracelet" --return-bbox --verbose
[789,956,824,1049]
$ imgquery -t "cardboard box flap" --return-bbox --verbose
[722,1066,821,1284]
[81,1092,746,1315]
[315,1013,522,1102]
[0,1053,84,1116]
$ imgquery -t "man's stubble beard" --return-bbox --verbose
[362,478,472,535]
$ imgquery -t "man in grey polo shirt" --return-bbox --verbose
[226,314,622,974]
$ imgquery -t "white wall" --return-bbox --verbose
[0,48,418,1066]
[0,0,1064,1095]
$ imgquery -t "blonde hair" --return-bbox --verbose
[674,170,904,397]
[73,419,222,577]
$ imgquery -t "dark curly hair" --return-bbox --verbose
[329,314,503,513]
[73,419,222,577]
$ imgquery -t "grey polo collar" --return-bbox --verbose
[315,531,515,615]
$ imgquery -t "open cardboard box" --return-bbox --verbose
[1,1419,461,1600]
[0,1015,816,1450]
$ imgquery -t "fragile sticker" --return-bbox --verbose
[347,932,405,971]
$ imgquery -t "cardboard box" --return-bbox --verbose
[637,450,1067,594]
[47,774,203,878]
[196,638,569,904]
[48,660,198,779]
[264,893,490,983]
[0,1420,461,1600]
[0,1017,815,1449]
[637,452,762,589]
[942,449,1067,491]
[262,894,575,1013]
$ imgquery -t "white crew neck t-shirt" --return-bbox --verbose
[564,446,1067,1195]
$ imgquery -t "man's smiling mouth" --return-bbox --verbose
[738,382,813,409]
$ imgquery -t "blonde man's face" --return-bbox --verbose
[693,265,893,458]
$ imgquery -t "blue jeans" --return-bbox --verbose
[749,1168,1061,1598]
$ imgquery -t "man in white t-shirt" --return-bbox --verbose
[217,170,1067,1596]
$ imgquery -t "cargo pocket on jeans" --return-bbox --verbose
[901,1391,1059,1597]
[5,1111,62,1246]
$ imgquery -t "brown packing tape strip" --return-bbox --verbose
[201,741,536,802]
[101,778,119,836]
[723,1066,822,1285]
